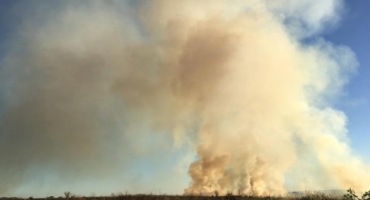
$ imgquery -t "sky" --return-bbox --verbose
[323,0,370,159]
[0,0,369,198]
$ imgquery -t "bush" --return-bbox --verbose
[344,188,370,200]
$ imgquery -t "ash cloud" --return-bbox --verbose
[0,0,369,197]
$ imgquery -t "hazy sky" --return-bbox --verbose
[0,0,369,197]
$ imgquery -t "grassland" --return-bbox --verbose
[1,188,367,200]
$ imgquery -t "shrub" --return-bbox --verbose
[344,188,370,200]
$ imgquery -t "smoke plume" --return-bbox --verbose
[0,0,369,197]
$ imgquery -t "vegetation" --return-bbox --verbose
[344,189,370,200]
[1,189,369,200]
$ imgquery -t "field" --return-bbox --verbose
[0,193,353,200]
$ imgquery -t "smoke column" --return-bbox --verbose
[0,0,369,196]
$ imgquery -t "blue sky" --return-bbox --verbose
[323,0,370,160]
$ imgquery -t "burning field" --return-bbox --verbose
[0,0,369,197]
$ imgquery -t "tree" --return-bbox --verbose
[64,192,71,199]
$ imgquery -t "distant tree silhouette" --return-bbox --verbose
[64,192,71,199]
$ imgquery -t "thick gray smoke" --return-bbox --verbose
[0,0,369,197]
